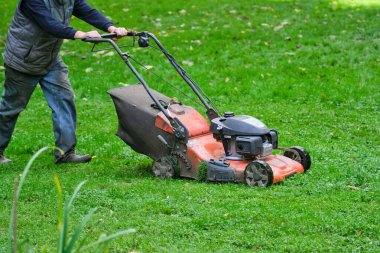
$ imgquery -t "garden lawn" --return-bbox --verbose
[0,0,379,252]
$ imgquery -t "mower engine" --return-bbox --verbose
[210,112,278,160]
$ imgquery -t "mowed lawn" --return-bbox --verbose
[0,0,379,252]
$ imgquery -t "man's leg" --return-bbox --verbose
[0,66,39,162]
[39,59,91,163]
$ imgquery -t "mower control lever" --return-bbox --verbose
[82,31,140,42]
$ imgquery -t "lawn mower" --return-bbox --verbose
[83,32,311,187]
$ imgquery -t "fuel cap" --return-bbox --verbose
[224,112,235,118]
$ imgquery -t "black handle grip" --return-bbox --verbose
[100,33,117,38]
[83,31,141,43]
[101,31,138,38]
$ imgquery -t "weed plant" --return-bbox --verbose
[3,147,134,253]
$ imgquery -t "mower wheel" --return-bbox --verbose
[151,156,176,179]
[244,161,273,187]
[284,146,311,172]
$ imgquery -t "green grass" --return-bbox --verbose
[0,0,379,252]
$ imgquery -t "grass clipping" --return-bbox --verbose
[197,161,208,182]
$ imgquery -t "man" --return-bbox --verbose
[0,0,130,163]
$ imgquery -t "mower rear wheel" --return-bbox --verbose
[244,161,274,187]
[284,146,311,172]
[151,156,176,179]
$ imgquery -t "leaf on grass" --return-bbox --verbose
[145,65,154,70]
[347,185,360,190]
[104,51,115,57]
[85,67,93,73]
[191,40,202,45]
[118,82,131,86]
[182,61,193,67]
[122,8,129,12]
[274,25,284,31]
[260,6,274,11]
[179,9,187,15]
[274,20,289,31]
[159,30,169,37]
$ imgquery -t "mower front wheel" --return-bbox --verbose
[244,161,274,187]
[284,146,311,172]
[151,156,177,179]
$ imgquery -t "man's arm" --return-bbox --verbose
[73,0,130,37]
[21,0,101,39]
[73,0,112,32]
[21,0,78,39]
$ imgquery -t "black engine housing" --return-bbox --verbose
[210,114,278,159]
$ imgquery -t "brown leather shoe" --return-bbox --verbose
[55,152,92,164]
[0,154,12,163]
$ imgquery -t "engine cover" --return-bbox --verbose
[210,115,270,136]
[210,114,277,159]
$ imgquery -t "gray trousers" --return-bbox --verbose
[0,59,77,157]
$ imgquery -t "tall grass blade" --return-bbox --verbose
[65,207,97,252]
[7,147,52,253]
[54,176,63,232]
[81,229,136,251]
[66,180,87,210]
[23,241,33,253]
[12,177,18,253]
[58,180,87,253]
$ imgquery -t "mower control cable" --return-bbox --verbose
[145,33,221,120]
[126,54,207,109]
[147,44,220,120]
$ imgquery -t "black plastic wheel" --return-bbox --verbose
[244,161,274,187]
[284,146,311,172]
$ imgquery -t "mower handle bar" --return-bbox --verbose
[82,32,190,140]
[82,31,141,42]
[82,31,220,140]
[82,32,217,115]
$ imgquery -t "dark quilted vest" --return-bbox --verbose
[3,0,74,75]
